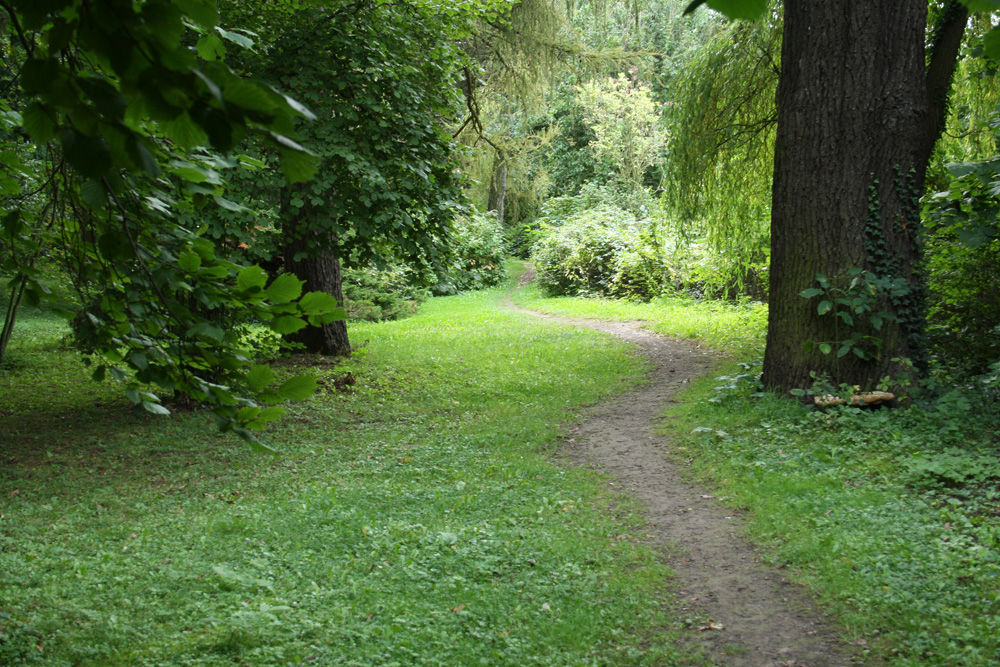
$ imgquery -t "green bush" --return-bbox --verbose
[922,144,1000,371]
[529,185,768,301]
[343,265,429,322]
[431,210,507,295]
[532,204,654,298]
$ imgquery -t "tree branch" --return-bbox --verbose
[923,0,969,168]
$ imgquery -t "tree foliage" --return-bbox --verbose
[0,0,364,445]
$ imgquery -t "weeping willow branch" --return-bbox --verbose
[662,16,779,270]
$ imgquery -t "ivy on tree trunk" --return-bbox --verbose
[763,0,934,392]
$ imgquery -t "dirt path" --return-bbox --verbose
[508,278,860,667]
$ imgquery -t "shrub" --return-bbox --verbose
[532,204,664,299]
[343,265,429,322]
[431,210,507,295]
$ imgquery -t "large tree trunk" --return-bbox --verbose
[280,187,351,356]
[762,1,930,392]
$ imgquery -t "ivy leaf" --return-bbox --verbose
[799,288,824,299]
[817,300,833,316]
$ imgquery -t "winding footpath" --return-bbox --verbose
[508,281,861,667]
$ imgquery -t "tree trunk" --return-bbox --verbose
[280,186,351,357]
[488,150,508,226]
[763,0,930,392]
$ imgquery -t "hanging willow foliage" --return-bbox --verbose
[662,14,779,271]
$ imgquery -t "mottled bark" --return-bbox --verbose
[763,0,930,391]
[280,186,351,357]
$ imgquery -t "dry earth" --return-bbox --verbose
[508,275,862,667]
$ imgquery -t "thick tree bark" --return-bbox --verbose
[280,186,351,357]
[763,0,931,392]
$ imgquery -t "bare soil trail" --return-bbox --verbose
[507,275,861,667]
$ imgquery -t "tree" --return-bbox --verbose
[220,0,489,356]
[687,0,972,392]
[0,0,346,446]
[577,71,666,190]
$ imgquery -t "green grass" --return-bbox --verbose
[511,276,766,357]
[668,375,1000,667]
[518,278,1000,666]
[0,285,706,666]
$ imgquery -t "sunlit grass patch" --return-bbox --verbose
[511,278,766,357]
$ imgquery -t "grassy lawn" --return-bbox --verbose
[519,279,1000,667]
[1,284,703,666]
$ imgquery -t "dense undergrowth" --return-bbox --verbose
[520,280,1000,666]
[0,281,703,667]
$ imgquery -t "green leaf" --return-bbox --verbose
[178,249,202,271]
[685,0,767,20]
[270,315,307,334]
[188,321,225,342]
[80,180,108,208]
[162,113,209,149]
[799,288,824,299]
[266,274,303,303]
[142,400,172,415]
[197,33,226,61]
[247,364,274,392]
[60,128,112,179]
[852,346,867,360]
[215,27,255,50]
[278,375,317,401]
[175,0,219,27]
[21,58,60,95]
[130,351,149,370]
[21,102,57,143]
[817,300,833,316]
[233,428,278,453]
[982,25,1000,63]
[837,344,851,358]
[819,343,832,355]
[236,264,268,291]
